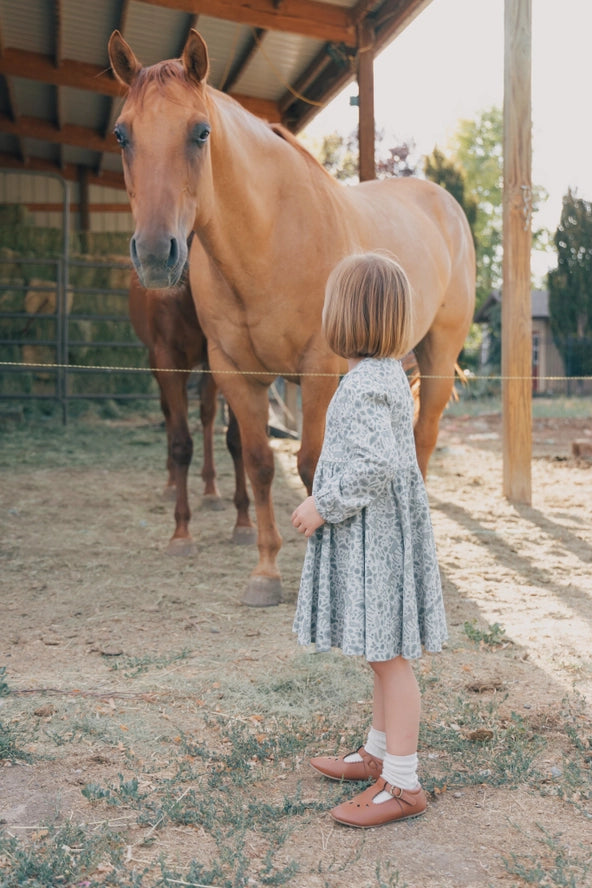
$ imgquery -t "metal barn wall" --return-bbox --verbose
[0,172,132,233]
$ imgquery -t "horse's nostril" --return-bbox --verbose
[167,238,179,270]
[130,237,139,264]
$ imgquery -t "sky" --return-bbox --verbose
[303,0,591,281]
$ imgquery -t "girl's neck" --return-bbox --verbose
[347,357,364,372]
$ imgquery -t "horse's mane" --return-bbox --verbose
[268,123,334,181]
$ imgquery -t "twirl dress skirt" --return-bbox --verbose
[293,357,447,662]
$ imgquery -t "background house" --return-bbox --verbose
[474,289,588,395]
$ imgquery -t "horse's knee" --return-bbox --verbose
[171,432,193,467]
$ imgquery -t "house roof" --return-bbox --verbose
[475,289,550,323]
[0,0,432,193]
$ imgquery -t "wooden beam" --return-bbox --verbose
[357,24,375,182]
[219,28,266,93]
[135,0,355,44]
[0,153,125,190]
[502,0,532,504]
[278,46,332,116]
[0,112,119,153]
[360,0,433,54]
[0,49,123,96]
[9,201,132,213]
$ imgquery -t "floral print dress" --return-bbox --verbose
[293,357,447,662]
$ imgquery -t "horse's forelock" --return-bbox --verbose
[127,60,202,105]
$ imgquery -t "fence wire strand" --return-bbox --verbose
[1,360,591,383]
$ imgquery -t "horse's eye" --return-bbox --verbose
[191,123,210,146]
[114,124,129,148]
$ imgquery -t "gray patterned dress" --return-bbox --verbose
[293,357,447,662]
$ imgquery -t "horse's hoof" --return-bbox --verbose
[242,576,282,607]
[201,493,225,511]
[232,525,257,546]
[166,537,197,556]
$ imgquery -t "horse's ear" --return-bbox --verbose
[183,30,209,85]
[108,30,142,88]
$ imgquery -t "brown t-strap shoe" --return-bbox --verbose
[309,746,383,781]
[330,778,427,828]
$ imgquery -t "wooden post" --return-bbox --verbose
[357,23,375,182]
[502,0,532,504]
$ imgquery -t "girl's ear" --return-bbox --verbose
[183,30,209,85]
[108,30,142,88]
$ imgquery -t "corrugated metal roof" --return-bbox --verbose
[0,0,432,220]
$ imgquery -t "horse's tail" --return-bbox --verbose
[404,352,467,421]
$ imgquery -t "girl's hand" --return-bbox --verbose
[291,496,325,537]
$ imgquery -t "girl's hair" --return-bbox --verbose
[322,251,412,359]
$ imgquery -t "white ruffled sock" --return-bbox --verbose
[374,752,419,803]
[343,726,386,763]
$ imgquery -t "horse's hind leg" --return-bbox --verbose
[226,407,256,545]
[413,330,460,478]
[198,371,223,509]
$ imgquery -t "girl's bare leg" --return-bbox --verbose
[369,656,420,755]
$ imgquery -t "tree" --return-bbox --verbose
[424,146,477,242]
[313,129,417,183]
[448,106,504,309]
[547,189,592,382]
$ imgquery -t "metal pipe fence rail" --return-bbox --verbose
[0,255,164,423]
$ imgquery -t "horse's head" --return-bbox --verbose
[109,30,213,288]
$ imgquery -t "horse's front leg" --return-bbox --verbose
[154,361,195,555]
[210,354,282,606]
[298,372,339,492]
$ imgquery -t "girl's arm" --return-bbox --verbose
[313,388,399,524]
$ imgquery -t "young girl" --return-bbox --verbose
[291,251,446,828]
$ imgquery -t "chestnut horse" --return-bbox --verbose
[128,271,254,554]
[108,30,475,606]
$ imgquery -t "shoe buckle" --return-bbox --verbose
[384,781,404,798]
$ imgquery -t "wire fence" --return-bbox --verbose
[1,255,591,425]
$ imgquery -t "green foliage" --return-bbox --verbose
[547,189,592,380]
[314,129,417,182]
[424,146,478,241]
[447,106,504,309]
[315,130,359,181]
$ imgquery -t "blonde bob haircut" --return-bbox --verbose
[322,251,412,360]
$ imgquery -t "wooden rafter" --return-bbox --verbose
[219,27,266,93]
[134,0,355,44]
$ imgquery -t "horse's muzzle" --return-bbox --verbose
[130,234,187,289]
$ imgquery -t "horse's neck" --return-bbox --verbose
[200,95,343,279]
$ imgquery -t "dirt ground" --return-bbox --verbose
[1,404,591,888]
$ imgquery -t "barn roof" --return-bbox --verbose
[0,0,432,193]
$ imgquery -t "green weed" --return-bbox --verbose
[0,666,10,697]
[503,822,592,887]
[0,720,32,763]
[463,620,510,647]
